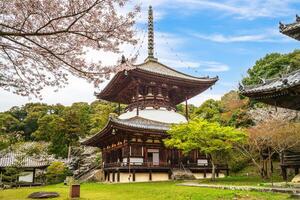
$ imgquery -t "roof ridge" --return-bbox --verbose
[243,69,300,90]
[134,60,218,81]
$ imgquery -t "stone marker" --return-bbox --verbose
[28,192,59,199]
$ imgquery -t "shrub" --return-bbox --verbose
[46,161,71,184]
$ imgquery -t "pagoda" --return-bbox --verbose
[82,6,227,182]
[240,15,300,180]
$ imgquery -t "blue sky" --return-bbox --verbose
[1,0,300,111]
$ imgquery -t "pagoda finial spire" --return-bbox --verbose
[145,5,157,62]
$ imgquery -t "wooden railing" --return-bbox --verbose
[282,151,300,166]
[184,163,228,169]
[104,161,170,168]
[103,162,228,169]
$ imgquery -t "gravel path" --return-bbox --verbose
[177,182,300,194]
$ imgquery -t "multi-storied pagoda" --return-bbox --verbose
[240,15,300,180]
[82,6,227,182]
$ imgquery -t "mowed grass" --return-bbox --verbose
[0,181,290,200]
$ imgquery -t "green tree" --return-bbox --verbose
[192,99,223,123]
[242,50,300,86]
[34,114,69,157]
[46,161,71,184]
[164,118,246,180]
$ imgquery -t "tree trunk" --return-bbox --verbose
[211,159,216,181]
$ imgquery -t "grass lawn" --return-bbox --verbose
[0,181,290,200]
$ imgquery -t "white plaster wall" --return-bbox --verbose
[119,173,133,182]
[119,108,187,124]
[135,173,150,182]
[192,173,225,179]
[151,173,169,181]
[18,171,33,182]
[117,172,169,182]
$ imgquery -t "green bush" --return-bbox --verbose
[46,161,71,184]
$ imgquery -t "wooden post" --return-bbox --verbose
[117,170,120,182]
[204,169,207,178]
[149,170,152,181]
[112,171,115,182]
[281,167,287,181]
[185,97,188,121]
[32,168,36,183]
[136,84,139,116]
[118,103,121,115]
[133,170,136,182]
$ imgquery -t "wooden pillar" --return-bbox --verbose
[281,167,287,181]
[118,103,121,115]
[185,97,188,121]
[32,168,36,183]
[136,84,139,116]
[295,168,299,175]
[112,171,115,182]
[216,169,219,178]
[149,170,152,181]
[117,170,120,182]
[204,169,207,178]
[133,170,136,182]
[108,171,110,182]
[226,169,229,176]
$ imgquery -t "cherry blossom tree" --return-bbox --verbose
[0,0,139,97]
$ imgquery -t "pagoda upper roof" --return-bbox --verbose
[240,69,300,110]
[82,116,171,147]
[279,15,300,41]
[135,59,213,81]
[97,59,218,104]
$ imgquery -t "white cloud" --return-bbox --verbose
[191,29,290,43]
[188,92,223,107]
[168,0,298,20]
[199,61,229,72]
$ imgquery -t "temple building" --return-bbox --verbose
[240,15,300,180]
[0,153,49,185]
[82,6,228,182]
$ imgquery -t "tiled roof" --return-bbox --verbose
[134,60,218,82]
[240,69,300,95]
[111,116,170,131]
[279,15,300,41]
[0,153,50,168]
[81,116,172,146]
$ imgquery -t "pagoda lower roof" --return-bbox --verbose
[279,15,300,41]
[81,116,171,147]
[240,70,300,110]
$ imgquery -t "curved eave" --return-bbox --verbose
[81,117,169,147]
[96,68,218,104]
[134,60,219,83]
[279,16,300,41]
[133,68,218,85]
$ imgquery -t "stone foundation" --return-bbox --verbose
[105,171,225,183]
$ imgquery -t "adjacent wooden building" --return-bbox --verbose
[0,153,49,185]
[82,6,228,182]
[240,15,300,180]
